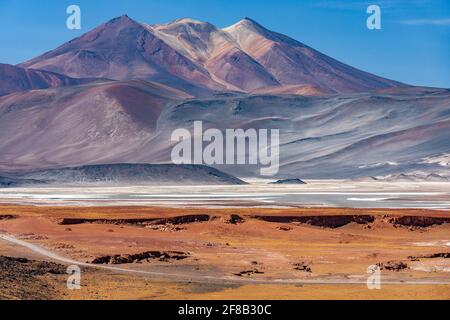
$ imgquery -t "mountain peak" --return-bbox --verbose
[240,17,263,27]
[157,17,217,33]
[223,17,273,39]
[105,14,140,27]
[20,15,402,96]
[224,17,306,49]
[173,17,207,25]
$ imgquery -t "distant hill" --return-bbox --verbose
[1,164,246,187]
[368,173,450,182]
[0,84,449,178]
[0,176,43,188]
[0,79,190,171]
[270,179,306,185]
[0,63,98,97]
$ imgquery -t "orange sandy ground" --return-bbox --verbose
[0,205,449,300]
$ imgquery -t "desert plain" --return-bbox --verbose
[0,181,449,300]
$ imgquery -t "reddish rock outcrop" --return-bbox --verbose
[59,215,210,226]
[233,269,265,277]
[376,261,408,271]
[251,215,375,228]
[390,216,450,228]
[408,253,450,260]
[224,215,245,225]
[293,262,312,273]
[90,251,190,265]
[0,215,16,220]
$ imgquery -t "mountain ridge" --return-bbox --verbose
[0,163,246,186]
[0,82,448,178]
[1,15,448,179]
[0,63,99,97]
[19,15,404,96]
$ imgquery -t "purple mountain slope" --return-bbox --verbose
[1,16,447,179]
[224,18,403,93]
[20,15,223,96]
[0,63,96,97]
[20,15,403,95]
[0,80,190,170]
[0,83,448,179]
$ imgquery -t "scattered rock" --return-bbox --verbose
[252,215,449,230]
[19,233,48,240]
[252,215,375,228]
[0,256,66,276]
[54,243,75,250]
[233,269,265,277]
[224,214,245,224]
[0,215,16,221]
[146,224,186,232]
[90,251,190,265]
[390,216,450,229]
[0,255,66,300]
[293,262,312,273]
[59,215,211,226]
[376,261,408,271]
[278,226,292,231]
[408,253,450,260]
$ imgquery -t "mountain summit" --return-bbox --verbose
[21,15,222,96]
[224,18,402,92]
[20,16,402,95]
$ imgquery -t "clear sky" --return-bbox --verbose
[0,0,449,88]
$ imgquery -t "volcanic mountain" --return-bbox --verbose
[20,15,402,95]
[20,16,222,96]
[1,15,448,179]
[224,18,402,93]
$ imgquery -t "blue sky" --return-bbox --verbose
[0,0,449,88]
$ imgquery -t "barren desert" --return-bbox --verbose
[0,181,449,300]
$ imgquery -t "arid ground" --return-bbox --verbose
[1,204,449,300]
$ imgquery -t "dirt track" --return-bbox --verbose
[1,205,449,299]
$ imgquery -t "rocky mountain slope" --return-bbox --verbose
[19,15,402,95]
[151,86,450,178]
[0,15,448,179]
[0,80,189,170]
[0,63,96,97]
[0,82,448,178]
